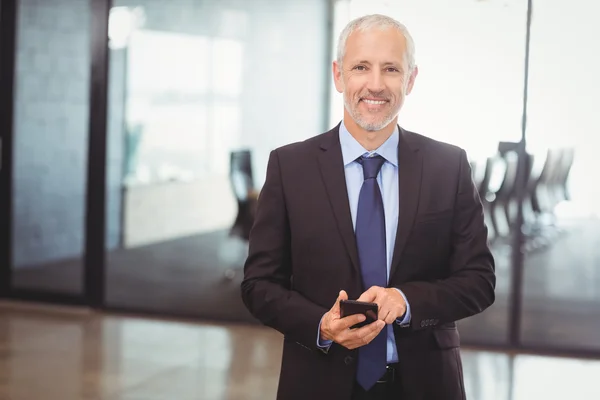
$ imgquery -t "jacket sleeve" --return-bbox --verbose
[397,149,496,330]
[241,149,328,350]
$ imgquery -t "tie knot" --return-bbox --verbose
[359,155,385,180]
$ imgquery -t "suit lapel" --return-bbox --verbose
[390,128,423,279]
[317,128,361,277]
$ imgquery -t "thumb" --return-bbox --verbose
[331,290,348,316]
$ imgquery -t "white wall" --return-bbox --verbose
[330,0,527,161]
[331,0,600,217]
[526,0,600,217]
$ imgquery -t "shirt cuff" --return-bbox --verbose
[394,288,411,327]
[317,315,333,352]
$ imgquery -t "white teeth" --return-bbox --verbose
[363,99,386,105]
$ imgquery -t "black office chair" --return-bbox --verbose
[479,154,507,245]
[496,142,524,232]
[490,151,519,241]
[229,149,256,241]
[470,159,487,199]
[553,147,575,204]
[522,150,547,230]
[224,150,257,280]
[526,147,568,247]
[534,148,563,217]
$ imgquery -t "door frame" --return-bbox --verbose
[85,0,112,308]
[0,0,17,299]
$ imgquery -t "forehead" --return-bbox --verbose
[344,28,407,65]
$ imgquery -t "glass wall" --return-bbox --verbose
[520,0,600,351]
[332,0,528,344]
[2,0,598,359]
[103,0,331,319]
[10,0,91,294]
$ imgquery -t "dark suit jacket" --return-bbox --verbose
[241,124,496,400]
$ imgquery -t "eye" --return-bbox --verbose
[386,67,400,73]
[353,65,367,71]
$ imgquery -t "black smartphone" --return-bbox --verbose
[339,299,379,329]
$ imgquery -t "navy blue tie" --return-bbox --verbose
[355,154,387,391]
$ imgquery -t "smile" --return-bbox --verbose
[361,99,387,105]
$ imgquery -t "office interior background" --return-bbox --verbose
[1,0,599,398]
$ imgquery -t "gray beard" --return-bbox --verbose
[343,95,398,132]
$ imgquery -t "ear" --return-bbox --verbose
[405,65,419,95]
[333,60,344,94]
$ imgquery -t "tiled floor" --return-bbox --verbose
[1,301,600,400]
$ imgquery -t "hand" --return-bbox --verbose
[357,286,406,324]
[320,290,386,350]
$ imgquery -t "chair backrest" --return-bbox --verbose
[556,147,575,186]
[497,151,519,198]
[230,150,254,202]
[470,159,487,196]
[481,155,507,203]
[526,150,547,191]
[538,148,562,186]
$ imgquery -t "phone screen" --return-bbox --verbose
[340,300,379,329]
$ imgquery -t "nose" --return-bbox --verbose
[367,69,385,93]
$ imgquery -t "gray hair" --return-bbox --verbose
[336,14,416,73]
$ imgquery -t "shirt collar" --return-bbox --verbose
[339,119,399,167]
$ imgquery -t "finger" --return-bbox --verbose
[335,313,369,345]
[338,313,366,330]
[356,286,379,303]
[378,303,390,320]
[377,292,405,322]
[384,310,396,325]
[347,321,385,349]
[363,320,386,343]
[331,290,348,317]
[346,320,385,349]
[376,305,389,321]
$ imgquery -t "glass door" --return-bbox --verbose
[332,0,529,346]
[102,0,330,320]
[520,0,600,353]
[7,0,94,298]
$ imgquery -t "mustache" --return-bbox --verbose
[357,91,391,101]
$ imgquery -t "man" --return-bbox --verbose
[241,14,495,400]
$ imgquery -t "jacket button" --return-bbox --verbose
[344,356,354,365]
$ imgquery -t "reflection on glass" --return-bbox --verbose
[104,0,329,319]
[462,352,512,400]
[211,39,244,97]
[125,30,210,185]
[332,0,526,159]
[121,30,244,186]
[10,0,91,294]
[521,0,600,351]
[332,0,528,345]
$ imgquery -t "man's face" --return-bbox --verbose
[333,28,418,132]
